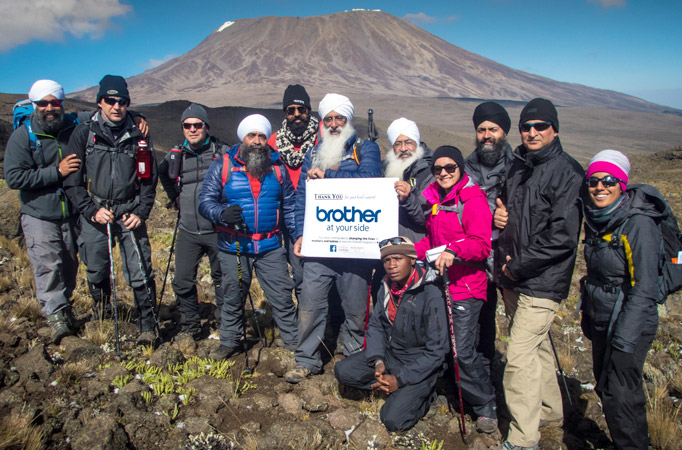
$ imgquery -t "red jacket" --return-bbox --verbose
[415,174,491,301]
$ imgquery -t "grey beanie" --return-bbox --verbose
[181,103,211,129]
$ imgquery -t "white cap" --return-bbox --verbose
[237,114,272,142]
[28,79,65,105]
[318,93,354,121]
[387,118,420,146]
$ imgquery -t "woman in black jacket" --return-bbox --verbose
[581,149,661,450]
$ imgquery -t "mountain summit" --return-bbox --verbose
[72,10,664,112]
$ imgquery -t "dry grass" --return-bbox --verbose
[555,335,576,376]
[56,361,88,385]
[646,381,682,450]
[10,295,42,323]
[0,410,44,450]
[82,320,115,346]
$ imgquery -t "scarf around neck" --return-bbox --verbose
[586,194,627,225]
[275,115,319,169]
[386,263,426,325]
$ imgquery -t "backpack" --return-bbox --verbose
[13,99,33,130]
[608,184,682,303]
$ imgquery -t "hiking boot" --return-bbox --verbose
[539,417,564,428]
[137,330,157,347]
[209,344,242,361]
[494,441,538,450]
[284,365,311,384]
[47,308,78,344]
[476,416,499,434]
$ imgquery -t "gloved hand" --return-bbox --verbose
[221,205,243,225]
[610,349,638,390]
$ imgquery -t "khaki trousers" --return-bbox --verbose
[502,289,563,447]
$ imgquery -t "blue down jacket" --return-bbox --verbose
[199,144,296,254]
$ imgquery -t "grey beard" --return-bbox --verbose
[33,109,64,136]
[241,143,272,180]
[314,123,355,171]
[475,138,506,167]
[383,145,425,179]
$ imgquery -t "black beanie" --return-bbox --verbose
[181,103,211,129]
[432,145,465,175]
[519,98,559,132]
[97,75,130,103]
[282,84,311,110]
[473,102,511,134]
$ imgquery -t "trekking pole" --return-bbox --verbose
[105,220,121,356]
[233,220,263,374]
[362,284,371,349]
[441,269,467,442]
[157,212,180,312]
[367,109,379,142]
[548,331,573,407]
[128,225,160,333]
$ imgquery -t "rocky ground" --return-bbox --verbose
[1,148,682,450]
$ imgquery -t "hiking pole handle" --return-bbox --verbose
[367,108,378,142]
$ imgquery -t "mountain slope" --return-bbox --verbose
[71,11,670,113]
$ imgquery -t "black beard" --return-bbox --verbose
[475,137,506,167]
[33,108,64,136]
[286,117,309,138]
[241,143,272,180]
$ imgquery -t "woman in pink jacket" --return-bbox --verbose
[414,145,498,433]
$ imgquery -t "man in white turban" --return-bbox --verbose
[199,114,299,360]
[284,93,382,383]
[384,117,433,242]
[4,79,82,343]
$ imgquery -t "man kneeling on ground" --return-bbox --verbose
[334,236,448,431]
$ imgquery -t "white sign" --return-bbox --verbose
[301,178,399,259]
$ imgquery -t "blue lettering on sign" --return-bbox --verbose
[316,206,382,223]
[330,245,337,252]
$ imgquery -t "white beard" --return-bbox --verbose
[383,145,425,180]
[314,123,355,171]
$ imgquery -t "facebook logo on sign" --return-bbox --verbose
[330,245,337,252]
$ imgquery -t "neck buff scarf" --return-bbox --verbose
[386,264,426,325]
[275,115,319,169]
[586,194,627,225]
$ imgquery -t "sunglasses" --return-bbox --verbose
[285,105,308,115]
[35,99,63,108]
[520,121,552,133]
[378,237,408,248]
[586,175,623,188]
[102,97,129,107]
[182,121,205,130]
[322,115,347,124]
[431,163,459,175]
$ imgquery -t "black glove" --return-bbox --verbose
[221,205,243,225]
[610,349,639,390]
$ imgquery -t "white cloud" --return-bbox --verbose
[404,12,459,25]
[589,0,626,9]
[145,54,178,69]
[0,0,131,52]
[404,12,437,25]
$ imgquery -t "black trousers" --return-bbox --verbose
[334,349,439,431]
[591,320,657,450]
[172,230,222,331]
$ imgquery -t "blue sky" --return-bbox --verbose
[1,0,681,109]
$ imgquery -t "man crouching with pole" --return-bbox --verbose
[334,236,448,431]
